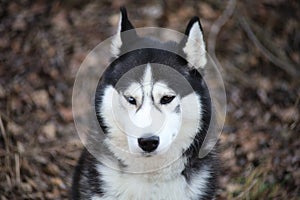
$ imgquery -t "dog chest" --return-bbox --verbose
[93,164,210,200]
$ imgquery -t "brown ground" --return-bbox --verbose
[0,0,299,199]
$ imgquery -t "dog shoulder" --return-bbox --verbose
[71,149,104,200]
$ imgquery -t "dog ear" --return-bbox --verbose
[182,17,207,69]
[111,7,137,57]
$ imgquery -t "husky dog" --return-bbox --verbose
[72,7,218,200]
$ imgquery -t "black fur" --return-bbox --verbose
[72,149,104,200]
[120,6,135,32]
[185,16,203,35]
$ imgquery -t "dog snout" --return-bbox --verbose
[138,136,159,153]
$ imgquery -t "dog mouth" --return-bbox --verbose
[142,152,157,157]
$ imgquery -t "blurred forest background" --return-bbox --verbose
[0,0,299,199]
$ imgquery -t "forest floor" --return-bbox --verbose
[0,0,299,199]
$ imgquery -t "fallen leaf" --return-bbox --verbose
[42,122,56,139]
[32,90,50,108]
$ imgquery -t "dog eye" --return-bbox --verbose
[125,96,136,105]
[160,96,175,105]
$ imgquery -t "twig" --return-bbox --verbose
[0,116,7,145]
[6,174,12,189]
[15,153,21,185]
[208,0,237,71]
[223,61,255,88]
[0,115,10,173]
[239,16,300,78]
[233,179,258,199]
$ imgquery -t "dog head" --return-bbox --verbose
[95,8,210,163]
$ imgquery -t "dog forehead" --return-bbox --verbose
[151,64,194,97]
[114,64,147,92]
[116,64,153,94]
[142,64,152,84]
[115,63,194,97]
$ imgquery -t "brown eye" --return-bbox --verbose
[125,96,136,105]
[160,96,175,105]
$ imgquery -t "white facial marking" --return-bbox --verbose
[124,64,153,129]
[151,81,181,152]
[142,64,153,88]
[135,64,153,127]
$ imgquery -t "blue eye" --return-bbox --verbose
[125,96,136,105]
[160,96,175,104]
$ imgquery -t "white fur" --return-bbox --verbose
[183,22,207,69]
[91,163,211,200]
[110,13,123,57]
[142,64,153,89]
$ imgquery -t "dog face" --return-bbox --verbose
[112,64,183,155]
[95,8,208,161]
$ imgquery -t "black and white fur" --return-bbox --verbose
[72,7,218,200]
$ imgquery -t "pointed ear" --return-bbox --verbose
[119,7,135,32]
[111,7,137,57]
[182,17,207,69]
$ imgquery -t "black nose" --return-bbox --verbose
[138,136,159,153]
